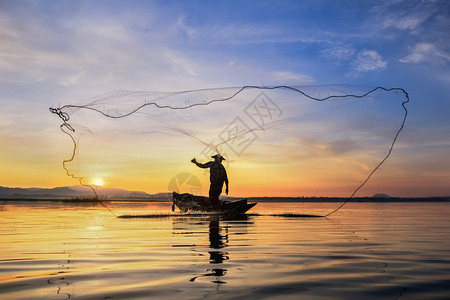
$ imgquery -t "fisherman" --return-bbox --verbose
[191,154,229,206]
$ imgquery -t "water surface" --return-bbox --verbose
[1,201,449,299]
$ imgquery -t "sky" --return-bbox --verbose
[1,0,449,197]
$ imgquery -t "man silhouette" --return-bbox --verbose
[191,154,229,206]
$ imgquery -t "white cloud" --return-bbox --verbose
[321,46,355,61]
[370,0,438,35]
[400,43,450,64]
[381,13,430,32]
[352,50,387,72]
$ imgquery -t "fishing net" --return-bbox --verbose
[49,85,409,215]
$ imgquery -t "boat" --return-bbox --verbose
[172,192,257,214]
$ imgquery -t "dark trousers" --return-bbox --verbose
[209,182,224,206]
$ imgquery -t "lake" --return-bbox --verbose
[1,201,449,299]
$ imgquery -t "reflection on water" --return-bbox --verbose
[1,201,450,299]
[172,216,251,286]
[186,217,229,284]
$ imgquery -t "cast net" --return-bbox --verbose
[49,85,409,216]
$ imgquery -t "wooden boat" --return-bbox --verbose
[172,192,257,214]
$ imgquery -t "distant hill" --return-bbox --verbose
[0,186,81,199]
[372,193,391,198]
[0,185,171,201]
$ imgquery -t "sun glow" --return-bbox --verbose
[91,177,105,187]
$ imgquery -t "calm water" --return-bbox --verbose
[1,201,449,300]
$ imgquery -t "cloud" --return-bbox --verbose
[351,50,387,72]
[370,0,438,34]
[400,43,450,64]
[326,139,359,156]
[321,46,356,67]
[380,12,431,32]
[321,46,355,61]
[176,15,197,39]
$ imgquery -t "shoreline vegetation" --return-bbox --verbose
[1,196,449,203]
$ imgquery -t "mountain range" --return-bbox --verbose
[0,185,172,201]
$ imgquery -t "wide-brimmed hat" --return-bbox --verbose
[211,154,225,161]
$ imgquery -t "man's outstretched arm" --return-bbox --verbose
[191,158,211,168]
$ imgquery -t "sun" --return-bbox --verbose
[92,177,105,187]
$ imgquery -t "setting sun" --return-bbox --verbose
[91,178,105,187]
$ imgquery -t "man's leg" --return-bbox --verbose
[209,185,221,206]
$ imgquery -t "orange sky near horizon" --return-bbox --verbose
[0,124,447,198]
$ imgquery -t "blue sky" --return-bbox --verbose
[1,0,449,196]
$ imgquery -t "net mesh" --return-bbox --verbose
[49,85,409,215]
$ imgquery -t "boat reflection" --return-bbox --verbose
[173,215,250,285]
